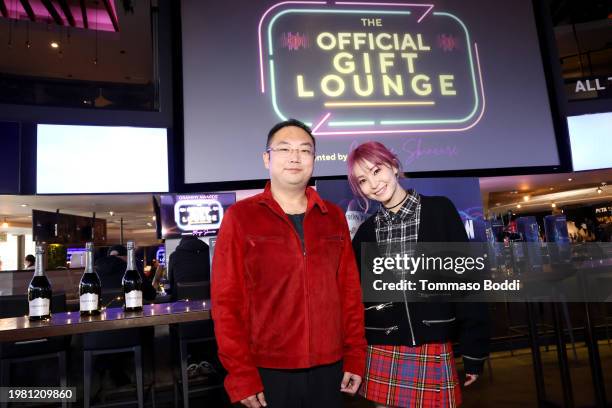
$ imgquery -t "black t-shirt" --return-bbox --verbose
[286,213,305,249]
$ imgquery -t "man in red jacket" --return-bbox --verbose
[212,119,366,407]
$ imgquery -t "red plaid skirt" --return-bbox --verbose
[359,343,462,407]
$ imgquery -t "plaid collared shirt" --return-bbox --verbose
[375,190,421,277]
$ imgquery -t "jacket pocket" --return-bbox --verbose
[422,317,456,326]
[365,325,399,335]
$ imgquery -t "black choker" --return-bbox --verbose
[384,190,409,210]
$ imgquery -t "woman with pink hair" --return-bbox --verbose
[348,141,489,408]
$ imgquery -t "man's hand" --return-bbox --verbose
[464,373,479,387]
[340,372,362,395]
[240,392,267,408]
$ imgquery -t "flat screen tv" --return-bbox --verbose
[159,192,236,239]
[37,124,169,194]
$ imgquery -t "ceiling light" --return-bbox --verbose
[109,211,114,216]
[551,203,556,208]
[597,187,602,194]
[146,222,153,227]
[516,204,522,209]
[20,204,28,207]
[151,216,156,221]
[568,178,573,182]
[549,187,554,191]
[1,218,8,228]
[50,41,59,49]
[523,196,530,202]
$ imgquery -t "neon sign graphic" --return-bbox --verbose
[258,1,485,136]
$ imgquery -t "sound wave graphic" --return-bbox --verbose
[437,34,459,52]
[280,32,310,51]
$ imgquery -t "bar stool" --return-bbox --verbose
[171,281,221,408]
[81,289,146,408]
[0,292,70,408]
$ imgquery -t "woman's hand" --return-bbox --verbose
[464,373,479,386]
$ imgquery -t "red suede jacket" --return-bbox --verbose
[211,183,366,402]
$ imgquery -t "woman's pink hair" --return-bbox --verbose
[347,141,403,211]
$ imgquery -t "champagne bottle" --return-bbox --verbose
[79,242,101,316]
[122,241,143,311]
[28,245,52,321]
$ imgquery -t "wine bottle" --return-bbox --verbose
[122,240,143,312]
[79,242,101,316]
[28,245,52,321]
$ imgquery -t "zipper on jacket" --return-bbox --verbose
[365,325,399,335]
[422,317,456,326]
[365,302,393,311]
[401,289,416,346]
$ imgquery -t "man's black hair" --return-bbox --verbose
[266,119,316,150]
[25,254,35,265]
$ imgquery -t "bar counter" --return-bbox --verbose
[0,300,210,342]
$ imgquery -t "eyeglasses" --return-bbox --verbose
[266,146,315,159]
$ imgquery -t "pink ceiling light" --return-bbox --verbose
[0,0,120,32]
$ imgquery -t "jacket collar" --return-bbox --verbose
[258,181,328,214]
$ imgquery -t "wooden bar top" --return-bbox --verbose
[0,300,211,343]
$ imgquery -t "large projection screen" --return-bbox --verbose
[181,0,561,183]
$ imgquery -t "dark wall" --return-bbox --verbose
[0,122,20,194]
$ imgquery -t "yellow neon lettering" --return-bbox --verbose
[317,32,335,50]
[375,33,393,51]
[354,33,367,50]
[321,75,345,97]
[411,74,432,96]
[338,32,351,50]
[400,53,418,74]
[296,75,314,97]
[417,34,430,51]
[333,52,356,74]
[378,53,395,74]
[353,75,374,96]
[382,75,403,96]
[439,75,456,95]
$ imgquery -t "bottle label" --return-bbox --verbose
[29,297,50,317]
[80,293,99,312]
[125,290,143,308]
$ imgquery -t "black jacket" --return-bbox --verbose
[94,256,157,301]
[352,195,490,374]
[168,237,210,301]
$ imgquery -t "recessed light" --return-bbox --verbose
[568,178,573,182]
[146,222,153,227]
[597,188,602,194]
[516,204,522,209]
[50,41,59,49]
[495,203,501,206]
[551,203,556,208]
[549,187,554,190]
[523,196,530,202]
[151,216,156,221]
[109,211,114,216]
[20,204,28,207]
